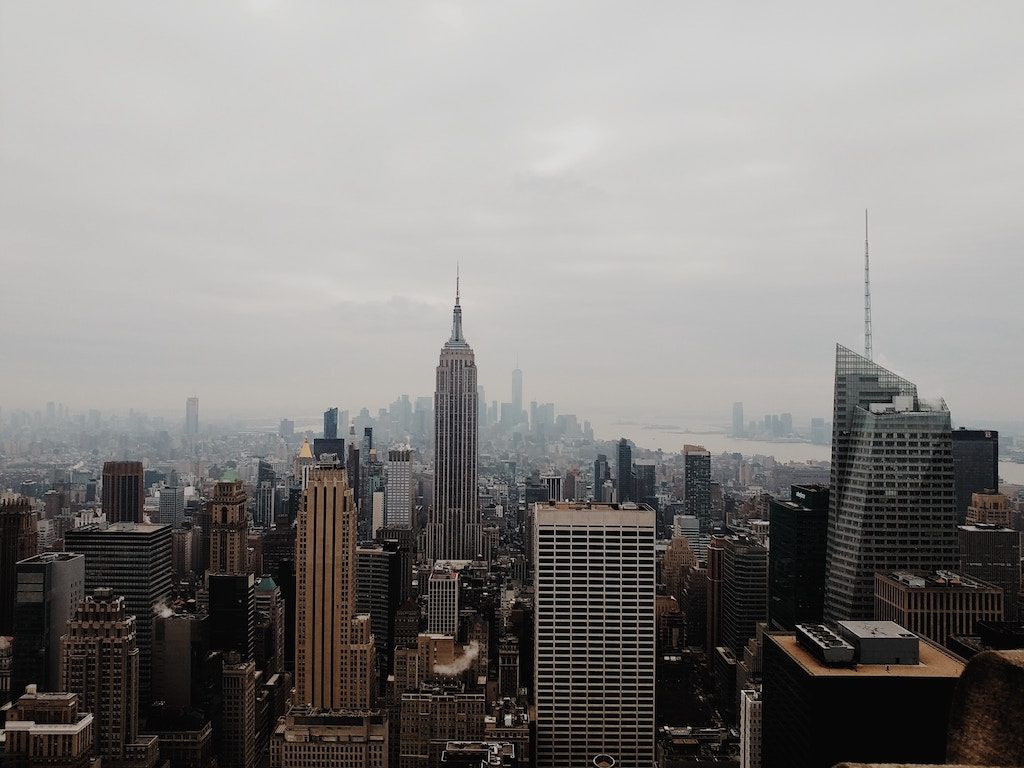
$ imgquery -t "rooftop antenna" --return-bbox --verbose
[456,262,460,305]
[864,209,873,361]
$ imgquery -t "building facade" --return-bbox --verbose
[101,462,144,524]
[534,502,656,768]
[768,485,829,630]
[428,283,481,562]
[385,448,413,529]
[824,346,959,622]
[11,552,85,694]
[295,461,375,709]
[1,497,39,635]
[874,570,1004,646]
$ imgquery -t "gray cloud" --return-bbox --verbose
[1,1,1021,426]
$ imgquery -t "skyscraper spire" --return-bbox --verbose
[448,267,466,347]
[864,209,873,361]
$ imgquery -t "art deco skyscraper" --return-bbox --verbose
[60,588,159,768]
[427,280,480,562]
[295,459,375,709]
[824,345,959,622]
[209,480,248,574]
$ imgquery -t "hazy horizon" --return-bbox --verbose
[3,3,1022,426]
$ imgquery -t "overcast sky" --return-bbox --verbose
[2,2,1022,427]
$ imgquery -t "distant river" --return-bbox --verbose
[592,419,1024,485]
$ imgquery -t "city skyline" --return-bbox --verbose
[2,3,1023,423]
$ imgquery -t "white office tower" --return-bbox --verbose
[534,502,656,768]
[158,486,185,527]
[740,687,762,768]
[427,568,460,636]
[385,448,413,529]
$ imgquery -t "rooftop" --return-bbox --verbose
[768,633,964,678]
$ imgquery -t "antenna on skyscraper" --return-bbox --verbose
[456,262,460,304]
[864,209,873,361]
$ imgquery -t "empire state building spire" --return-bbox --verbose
[428,272,481,562]
[447,269,467,348]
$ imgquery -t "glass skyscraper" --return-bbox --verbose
[824,345,958,622]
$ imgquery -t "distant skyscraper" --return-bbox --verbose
[732,402,745,437]
[534,502,656,768]
[824,345,959,622]
[101,461,144,524]
[683,445,712,530]
[1,497,38,635]
[208,480,248,575]
[385,448,413,529]
[616,438,633,503]
[951,428,999,522]
[512,366,523,421]
[295,460,375,709]
[324,407,339,440]
[12,552,85,694]
[64,522,172,708]
[768,485,829,630]
[428,279,481,562]
[185,396,199,437]
[208,573,255,661]
[721,536,769,655]
[61,588,159,768]
[593,454,611,502]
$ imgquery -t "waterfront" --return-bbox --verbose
[593,419,1024,486]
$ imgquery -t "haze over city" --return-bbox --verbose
[3,2,1023,425]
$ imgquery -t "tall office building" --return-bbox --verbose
[159,485,186,527]
[185,396,199,437]
[732,402,745,438]
[64,523,172,708]
[512,366,523,421]
[721,536,769,656]
[255,575,286,676]
[295,460,375,709]
[12,553,85,694]
[959,523,1021,621]
[324,407,339,440]
[101,462,144,524]
[385,448,413,529]
[768,485,829,630]
[208,572,255,660]
[220,655,257,768]
[60,588,160,768]
[208,480,248,575]
[534,502,656,768]
[616,438,633,503]
[428,281,481,562]
[355,541,405,681]
[824,345,959,622]
[1,497,38,634]
[428,568,460,636]
[951,428,999,521]
[683,445,712,530]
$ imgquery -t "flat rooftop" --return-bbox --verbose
[768,633,964,678]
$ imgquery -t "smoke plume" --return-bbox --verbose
[433,640,480,676]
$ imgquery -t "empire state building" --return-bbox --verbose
[427,279,481,562]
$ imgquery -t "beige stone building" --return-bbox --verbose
[295,462,375,709]
[874,570,1004,646]
[269,706,388,768]
[3,690,94,768]
[60,588,159,768]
